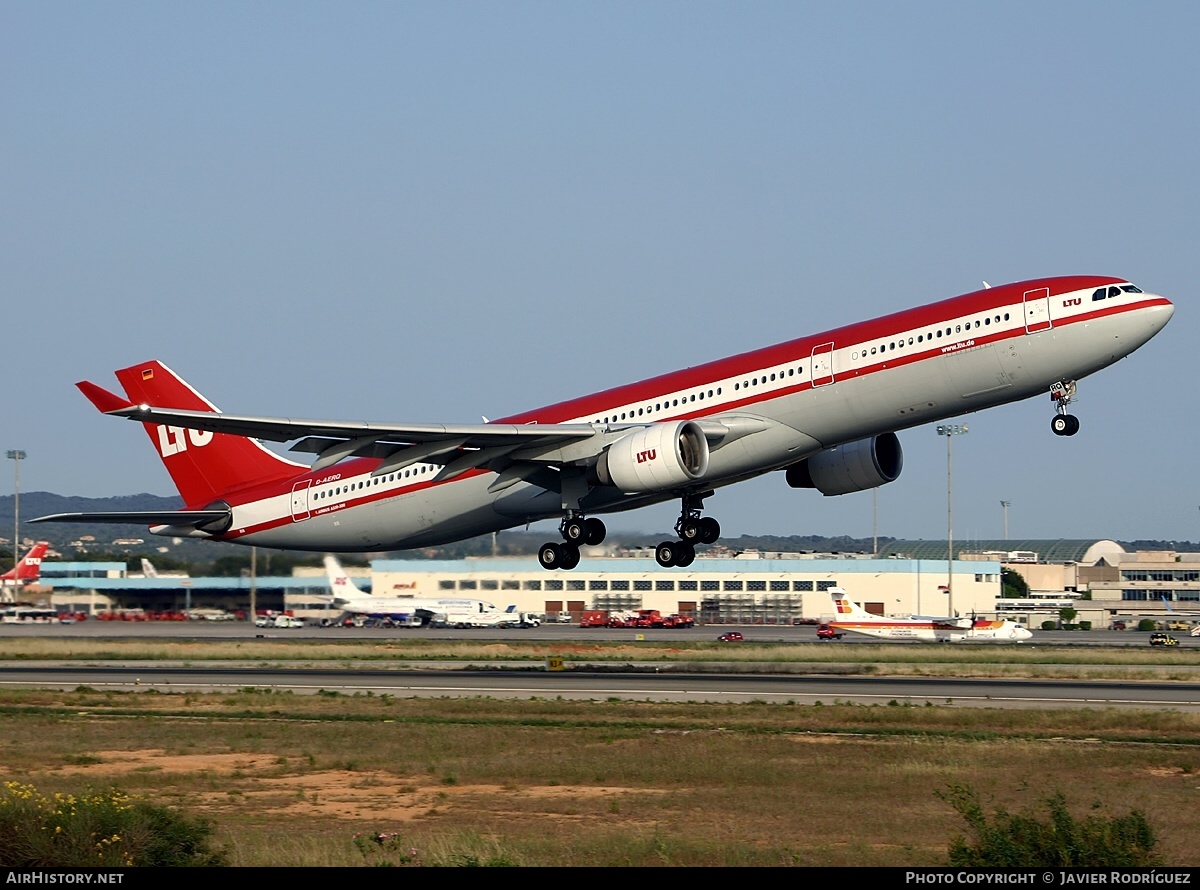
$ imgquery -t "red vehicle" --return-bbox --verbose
[816,624,844,641]
[717,631,743,642]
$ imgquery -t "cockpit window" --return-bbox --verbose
[1108,286,1121,298]
[1121,284,1143,293]
[1092,288,1107,301]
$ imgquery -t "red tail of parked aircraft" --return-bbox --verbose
[1,541,49,586]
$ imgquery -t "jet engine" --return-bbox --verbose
[785,432,903,496]
[596,421,710,493]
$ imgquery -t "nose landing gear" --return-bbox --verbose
[1050,380,1080,437]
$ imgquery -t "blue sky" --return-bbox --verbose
[1,2,1195,544]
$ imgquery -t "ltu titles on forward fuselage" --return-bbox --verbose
[34,276,1173,572]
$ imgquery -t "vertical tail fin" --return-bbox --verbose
[828,587,880,621]
[2,542,48,583]
[324,555,366,601]
[81,361,303,507]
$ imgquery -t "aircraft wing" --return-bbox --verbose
[79,378,776,480]
[102,403,597,449]
[79,379,602,473]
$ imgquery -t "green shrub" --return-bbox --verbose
[1040,621,1057,631]
[1138,619,1157,632]
[939,784,1159,867]
[1079,621,1092,631]
[0,781,226,867]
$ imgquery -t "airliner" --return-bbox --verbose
[826,588,1034,643]
[321,555,507,627]
[1,541,49,592]
[33,275,1172,571]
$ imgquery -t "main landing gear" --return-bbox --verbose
[655,493,720,568]
[1049,380,1080,437]
[538,515,607,571]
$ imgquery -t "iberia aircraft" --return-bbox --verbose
[827,588,1034,643]
[321,555,507,627]
[1,541,49,591]
[33,276,1172,571]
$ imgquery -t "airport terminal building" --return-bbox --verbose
[34,553,1002,625]
[23,539,1199,630]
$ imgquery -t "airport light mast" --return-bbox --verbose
[936,425,967,616]
[6,450,25,576]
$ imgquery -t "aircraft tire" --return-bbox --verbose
[538,542,563,570]
[655,541,678,568]
[584,518,607,546]
[675,541,696,567]
[699,517,721,544]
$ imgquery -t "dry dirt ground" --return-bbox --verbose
[46,748,659,824]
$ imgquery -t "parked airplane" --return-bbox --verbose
[826,588,1033,642]
[33,275,1172,570]
[321,554,507,627]
[1,541,49,591]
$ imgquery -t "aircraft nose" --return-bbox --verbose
[1145,296,1174,330]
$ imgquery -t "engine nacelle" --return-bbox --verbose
[596,421,710,493]
[785,433,903,496]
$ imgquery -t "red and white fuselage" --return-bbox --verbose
[35,275,1173,560]
[826,588,1034,643]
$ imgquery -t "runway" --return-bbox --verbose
[2,619,1194,647]
[2,664,1199,709]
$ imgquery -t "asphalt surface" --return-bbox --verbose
[2,621,1196,708]
[2,620,1196,647]
[0,664,1198,709]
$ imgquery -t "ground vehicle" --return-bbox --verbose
[717,631,743,642]
[1149,632,1179,647]
[816,624,844,641]
[1111,621,1126,631]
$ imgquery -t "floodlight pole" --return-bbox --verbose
[936,425,967,616]
[6,450,25,576]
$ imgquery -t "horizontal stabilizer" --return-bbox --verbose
[77,380,134,413]
[31,510,232,532]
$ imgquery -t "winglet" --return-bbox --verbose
[77,380,134,414]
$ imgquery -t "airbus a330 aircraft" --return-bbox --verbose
[826,588,1034,643]
[34,275,1172,571]
[321,555,507,627]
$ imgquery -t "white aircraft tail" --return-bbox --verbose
[828,587,886,622]
[140,558,158,578]
[323,555,366,602]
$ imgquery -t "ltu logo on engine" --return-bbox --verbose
[636,449,657,463]
[156,425,215,457]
